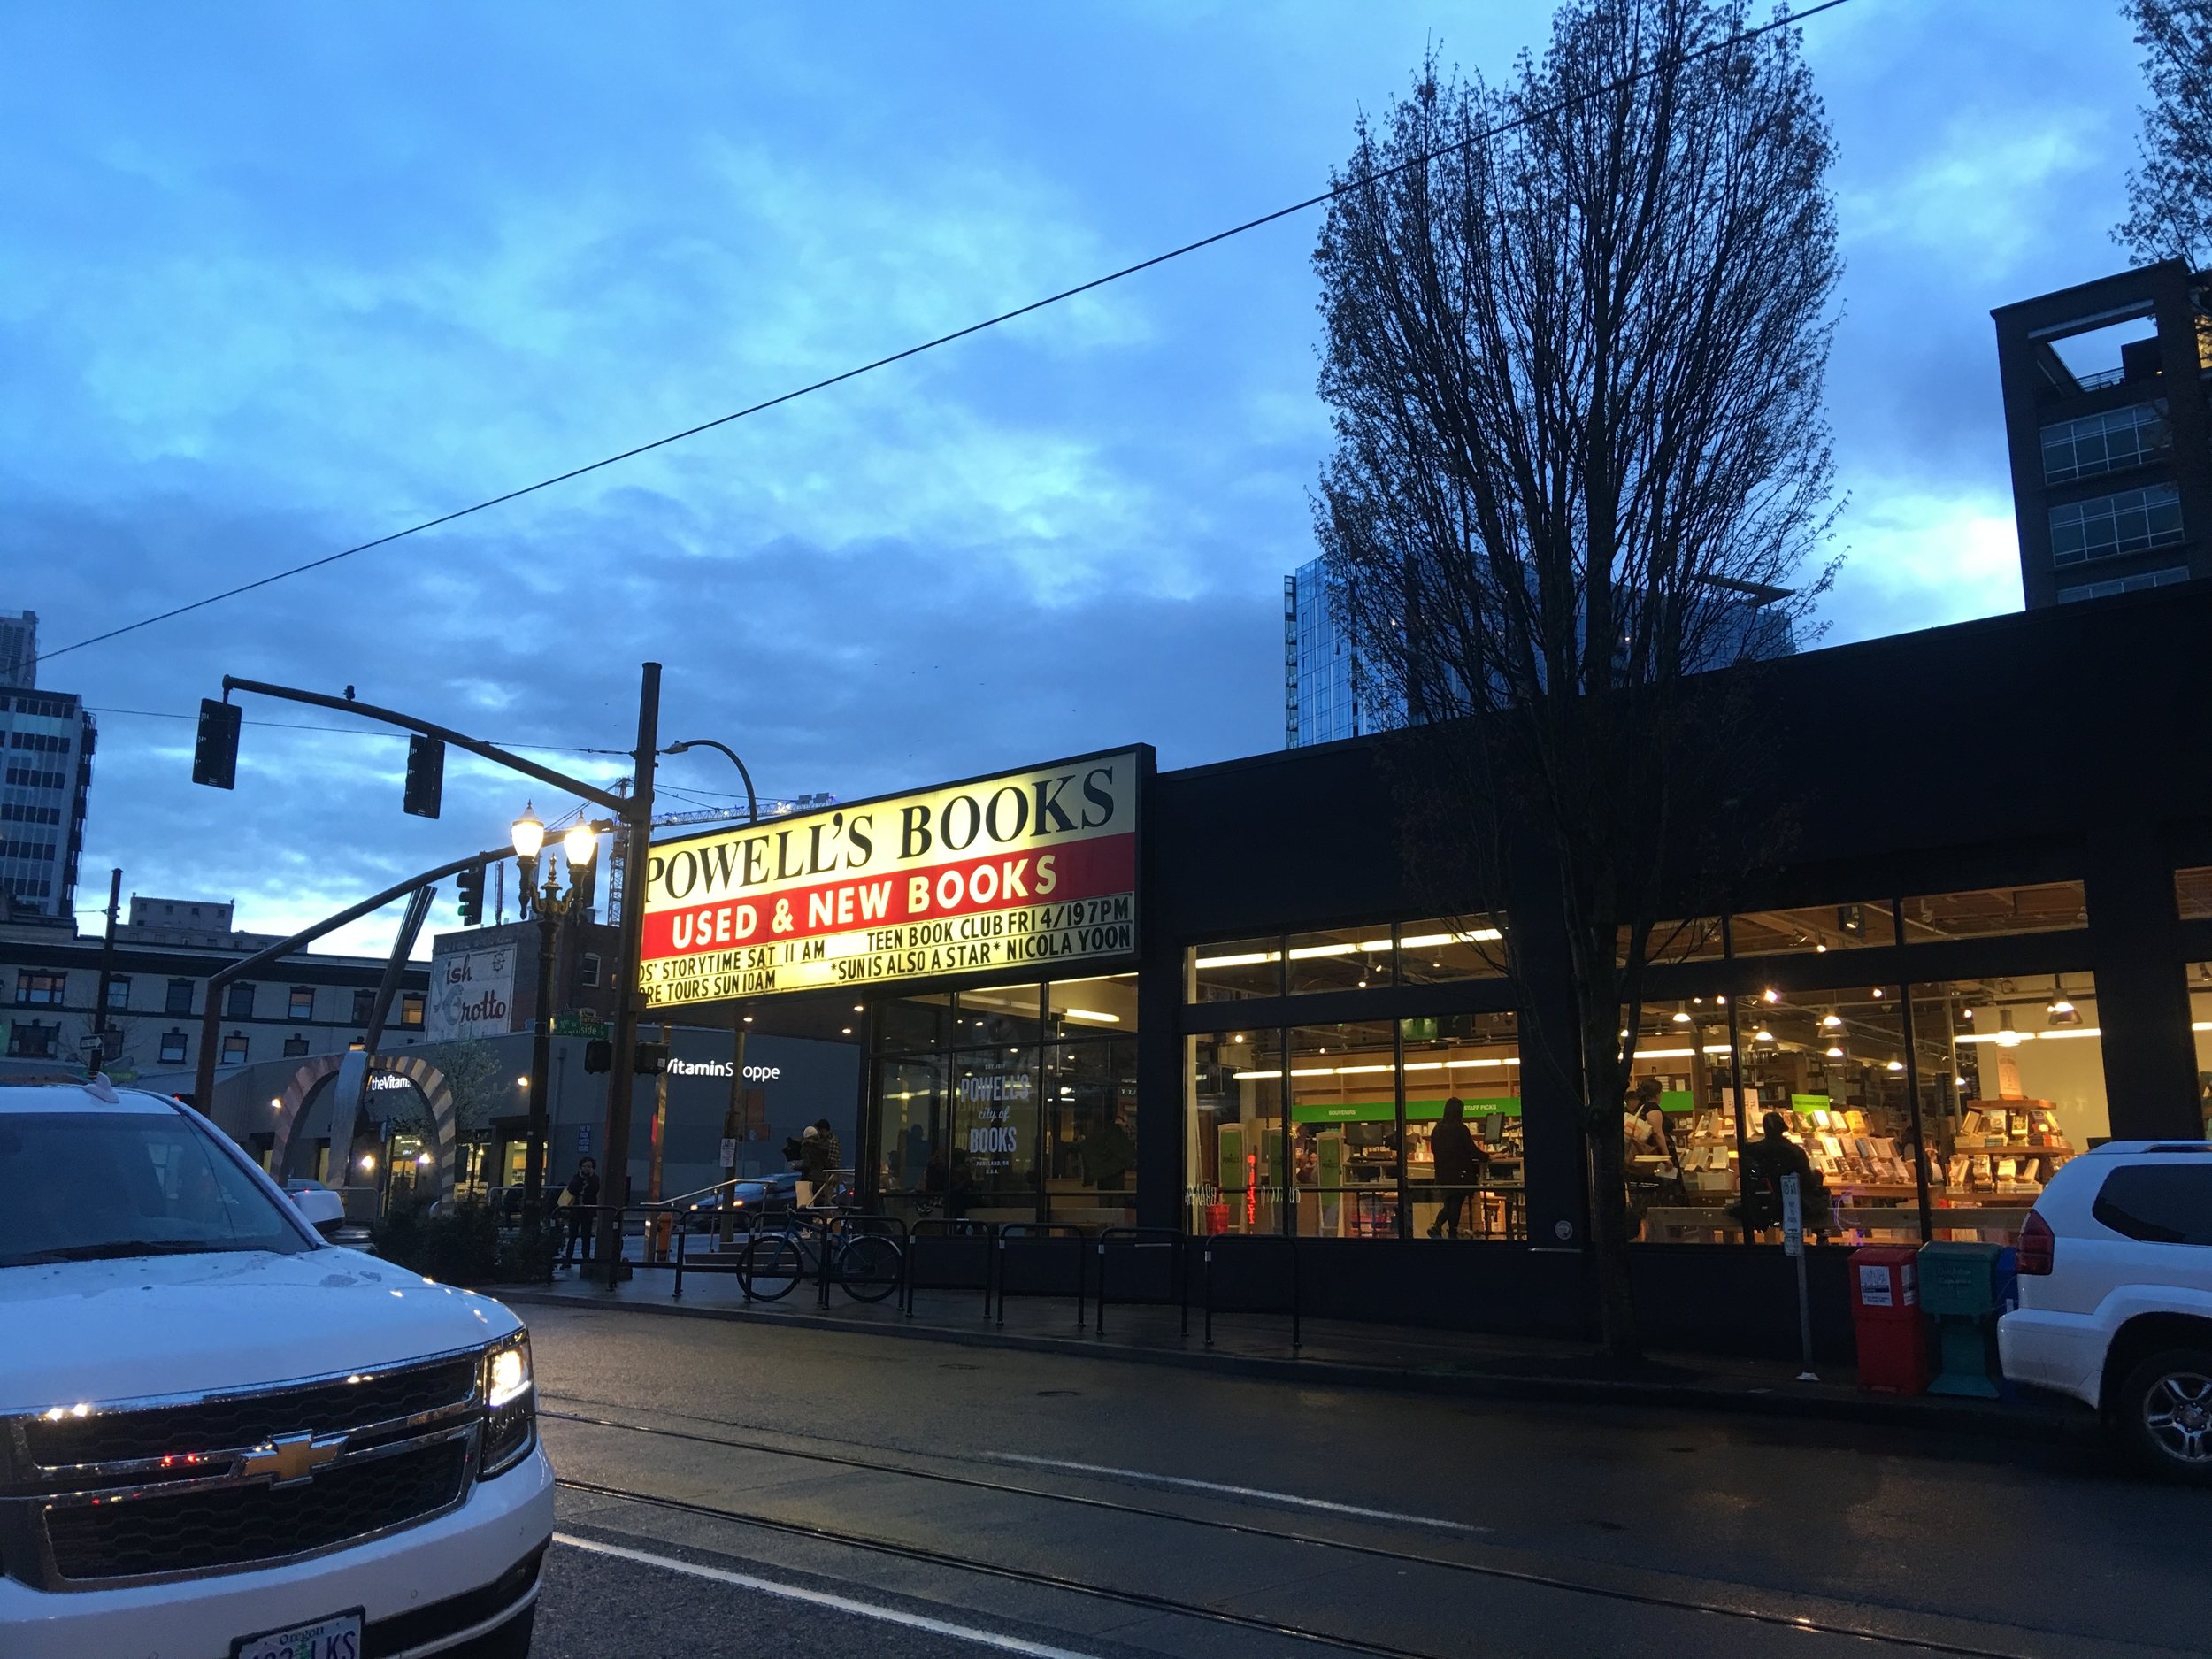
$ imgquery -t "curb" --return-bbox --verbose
[494,1285,2094,1444]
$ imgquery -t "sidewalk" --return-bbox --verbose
[492,1251,2093,1441]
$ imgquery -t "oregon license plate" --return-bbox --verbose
[233,1609,363,1659]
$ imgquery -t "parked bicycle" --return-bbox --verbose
[736,1211,902,1303]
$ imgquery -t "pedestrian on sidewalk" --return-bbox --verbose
[560,1156,600,1267]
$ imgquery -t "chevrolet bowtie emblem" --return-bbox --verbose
[242,1432,347,1487]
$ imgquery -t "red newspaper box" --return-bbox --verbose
[1850,1245,1930,1394]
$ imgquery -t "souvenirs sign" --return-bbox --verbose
[639,749,1141,1009]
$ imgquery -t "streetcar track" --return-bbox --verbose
[541,1406,2113,1659]
[558,1473,1474,1659]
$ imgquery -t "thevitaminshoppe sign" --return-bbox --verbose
[638,749,1141,1010]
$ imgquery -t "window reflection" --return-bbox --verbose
[1188,1030,1285,1234]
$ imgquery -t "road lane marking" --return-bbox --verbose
[552,1532,1106,1659]
[980,1453,1488,1532]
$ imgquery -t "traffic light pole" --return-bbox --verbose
[205,665,664,1273]
[595,664,660,1274]
[189,847,509,1115]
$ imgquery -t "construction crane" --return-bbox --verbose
[602,793,839,926]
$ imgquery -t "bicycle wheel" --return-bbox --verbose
[737,1233,805,1301]
[835,1234,902,1302]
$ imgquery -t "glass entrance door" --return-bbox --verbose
[951,1048,1039,1224]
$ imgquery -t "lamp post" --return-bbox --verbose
[664,738,759,825]
[516,807,596,1232]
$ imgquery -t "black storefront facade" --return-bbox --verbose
[745,585,2212,1361]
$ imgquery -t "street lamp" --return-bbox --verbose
[664,739,758,825]
[518,822,591,1233]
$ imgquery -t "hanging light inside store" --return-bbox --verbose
[2047,976,2080,1027]
[1754,1025,1776,1043]
[1886,1059,1905,1072]
[1762,988,1780,1004]
[1996,1011,2022,1048]
[1672,1003,1692,1025]
[1824,1042,1845,1059]
[1821,1011,1843,1029]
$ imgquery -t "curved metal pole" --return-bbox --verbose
[666,738,758,825]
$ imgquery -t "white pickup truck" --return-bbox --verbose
[0,1076,553,1657]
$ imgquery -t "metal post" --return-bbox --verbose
[596,662,660,1272]
[524,901,559,1231]
[647,1018,672,1263]
[719,1021,746,1249]
[90,869,121,1074]
[1784,1172,1817,1381]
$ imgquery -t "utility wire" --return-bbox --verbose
[28,0,1852,676]
[84,704,631,757]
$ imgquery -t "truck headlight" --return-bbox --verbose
[480,1333,536,1478]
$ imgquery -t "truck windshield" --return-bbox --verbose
[0,1111,312,1268]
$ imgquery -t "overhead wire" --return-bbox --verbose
[26,0,1855,680]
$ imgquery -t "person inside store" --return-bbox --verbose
[1426,1096,1488,1239]
[1079,1105,1138,1194]
[557,1156,599,1269]
[1735,1111,1829,1240]
[1623,1079,1682,1234]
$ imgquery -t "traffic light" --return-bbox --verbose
[402,734,444,819]
[455,864,484,927]
[583,1039,613,1074]
[633,1041,669,1075]
[191,699,241,789]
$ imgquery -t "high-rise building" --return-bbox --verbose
[0,611,35,690]
[1284,557,1396,749]
[1,685,95,918]
[1283,557,1791,748]
[1993,259,2212,607]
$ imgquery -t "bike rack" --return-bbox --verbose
[812,1213,908,1309]
[995,1222,1088,1328]
[1201,1233,1302,1352]
[671,1209,770,1299]
[903,1217,998,1319]
[1093,1227,1188,1338]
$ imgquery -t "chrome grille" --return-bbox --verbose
[20,1357,476,1470]
[3,1348,487,1589]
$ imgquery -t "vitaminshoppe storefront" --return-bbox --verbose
[639,586,2212,1360]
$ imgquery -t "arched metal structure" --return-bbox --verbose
[269,1053,456,1202]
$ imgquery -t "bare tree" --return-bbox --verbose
[2117,1,2212,268]
[1313,0,1839,1361]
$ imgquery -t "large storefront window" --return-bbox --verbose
[1731,902,1897,956]
[1191,939,1282,1002]
[1287,928,1394,995]
[1624,998,1736,1242]
[872,979,1133,1228]
[1290,1021,1399,1238]
[1733,986,1923,1244]
[1901,882,2089,940]
[1394,918,1507,985]
[1404,1012,1523,1240]
[1189,1029,1285,1234]
[1041,1038,1137,1225]
[1916,974,2104,1243]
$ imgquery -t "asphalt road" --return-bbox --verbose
[518,1302,2208,1659]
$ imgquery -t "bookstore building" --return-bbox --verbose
[641,584,2212,1356]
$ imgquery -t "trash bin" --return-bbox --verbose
[1918,1240,2009,1398]
[1849,1245,1929,1394]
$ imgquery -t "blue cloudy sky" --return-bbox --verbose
[0,1,2157,953]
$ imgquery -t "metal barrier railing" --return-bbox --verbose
[903,1217,998,1318]
[1201,1233,1301,1351]
[995,1222,1087,1328]
[1093,1227,1187,1338]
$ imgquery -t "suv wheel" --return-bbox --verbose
[2117,1348,2212,1484]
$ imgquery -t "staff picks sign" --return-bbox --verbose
[640,749,1141,1009]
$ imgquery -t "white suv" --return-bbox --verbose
[0,1078,554,1656]
[2000,1139,2212,1482]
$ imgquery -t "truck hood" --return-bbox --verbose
[0,1248,522,1414]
